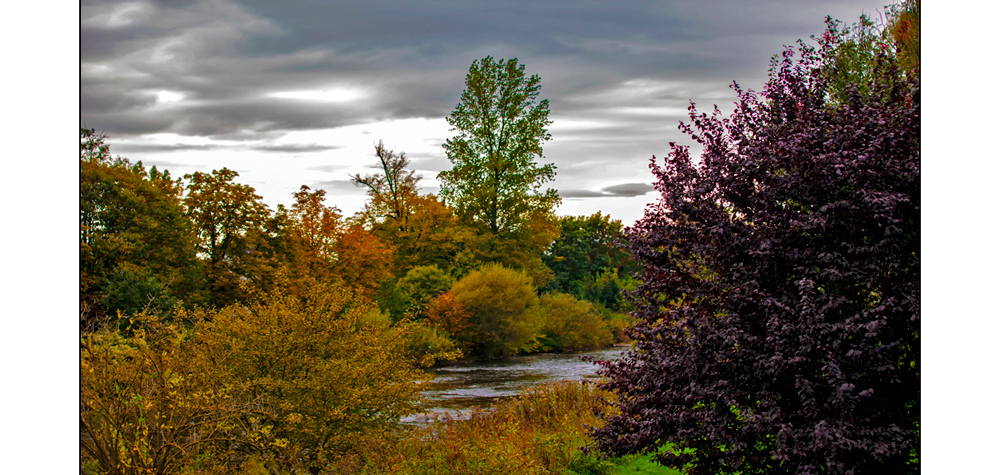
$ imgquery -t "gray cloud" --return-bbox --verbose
[560,182,655,199]
[560,189,608,198]
[250,144,343,154]
[109,142,341,154]
[109,142,225,154]
[602,183,656,197]
[81,0,886,223]
[83,0,880,141]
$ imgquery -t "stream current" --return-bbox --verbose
[403,346,627,423]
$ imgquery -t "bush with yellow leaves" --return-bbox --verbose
[81,280,435,475]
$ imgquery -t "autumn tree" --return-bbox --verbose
[449,263,541,358]
[82,280,434,474]
[351,140,421,231]
[81,313,250,474]
[190,280,430,473]
[819,0,919,105]
[80,128,198,325]
[536,292,612,352]
[331,224,395,297]
[266,185,346,289]
[183,168,270,307]
[385,194,479,276]
[590,26,919,474]
[438,56,560,236]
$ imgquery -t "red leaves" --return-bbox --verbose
[591,16,919,474]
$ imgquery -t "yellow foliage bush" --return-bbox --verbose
[80,314,246,475]
[449,263,542,358]
[536,292,614,352]
[81,281,434,475]
[191,282,431,473]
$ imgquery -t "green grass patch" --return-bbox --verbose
[611,452,685,475]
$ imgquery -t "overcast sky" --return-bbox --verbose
[82,0,887,225]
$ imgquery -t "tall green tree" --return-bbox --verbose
[438,56,559,235]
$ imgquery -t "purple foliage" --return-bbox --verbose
[589,42,919,474]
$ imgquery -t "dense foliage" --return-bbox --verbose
[536,292,613,352]
[448,263,542,358]
[82,281,434,475]
[590,13,919,475]
[438,55,559,236]
[80,130,199,325]
[193,282,429,472]
[543,213,639,310]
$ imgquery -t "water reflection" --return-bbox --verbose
[405,346,626,422]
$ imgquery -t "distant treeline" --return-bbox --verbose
[81,128,639,358]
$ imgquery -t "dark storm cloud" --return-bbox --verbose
[81,0,885,222]
[83,0,881,142]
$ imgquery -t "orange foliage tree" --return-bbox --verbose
[331,225,395,297]
[386,194,479,276]
[426,292,474,353]
[183,168,270,307]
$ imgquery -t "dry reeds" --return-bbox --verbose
[356,380,618,475]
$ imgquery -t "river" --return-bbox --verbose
[403,346,627,423]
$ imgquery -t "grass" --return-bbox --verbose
[332,380,689,475]
[612,453,685,475]
[345,380,611,474]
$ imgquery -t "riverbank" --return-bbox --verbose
[405,346,626,423]
[347,379,683,475]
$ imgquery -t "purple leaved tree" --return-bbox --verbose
[590,39,919,474]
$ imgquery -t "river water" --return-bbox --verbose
[404,346,627,423]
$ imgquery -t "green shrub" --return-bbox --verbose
[398,264,455,316]
[537,292,613,352]
[449,263,541,358]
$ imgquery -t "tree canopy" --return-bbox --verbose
[438,56,559,235]
[543,213,638,302]
[351,140,421,231]
[590,13,919,474]
[183,168,270,307]
[80,129,199,326]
